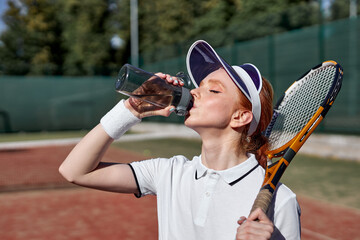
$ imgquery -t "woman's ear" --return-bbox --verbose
[230,109,253,128]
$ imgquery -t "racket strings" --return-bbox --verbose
[267,66,336,151]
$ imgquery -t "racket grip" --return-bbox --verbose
[250,188,274,214]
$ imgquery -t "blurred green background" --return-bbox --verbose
[0,0,359,134]
[1,3,359,239]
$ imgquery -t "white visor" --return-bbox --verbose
[186,40,263,136]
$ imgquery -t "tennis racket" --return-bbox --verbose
[250,60,344,214]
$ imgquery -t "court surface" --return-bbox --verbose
[0,145,359,240]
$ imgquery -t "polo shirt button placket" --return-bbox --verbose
[194,171,220,227]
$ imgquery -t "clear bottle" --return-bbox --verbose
[115,64,193,116]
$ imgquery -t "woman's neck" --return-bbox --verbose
[199,129,248,171]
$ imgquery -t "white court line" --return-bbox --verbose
[0,138,82,150]
[302,228,338,240]
[0,132,200,150]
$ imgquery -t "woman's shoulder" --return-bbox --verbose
[166,154,200,167]
[272,183,299,210]
[134,154,198,168]
[275,183,297,200]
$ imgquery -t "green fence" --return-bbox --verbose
[0,76,119,132]
[0,18,359,134]
[142,18,360,134]
[0,75,186,132]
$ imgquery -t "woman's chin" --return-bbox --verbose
[184,117,195,129]
[184,118,202,132]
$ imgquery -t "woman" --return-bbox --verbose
[59,40,301,239]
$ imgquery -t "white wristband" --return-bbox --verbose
[100,100,141,139]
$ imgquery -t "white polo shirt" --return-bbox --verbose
[130,154,301,240]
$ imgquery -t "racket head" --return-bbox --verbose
[251,61,343,214]
[265,60,343,159]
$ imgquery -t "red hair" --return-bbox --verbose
[236,77,274,169]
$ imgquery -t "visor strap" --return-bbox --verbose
[232,66,261,136]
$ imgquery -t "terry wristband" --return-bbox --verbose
[100,99,141,139]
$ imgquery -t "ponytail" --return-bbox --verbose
[237,77,274,169]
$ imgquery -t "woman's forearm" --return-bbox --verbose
[59,124,113,183]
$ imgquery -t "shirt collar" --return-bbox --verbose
[194,154,260,185]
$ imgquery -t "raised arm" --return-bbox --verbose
[59,123,139,193]
[59,73,182,194]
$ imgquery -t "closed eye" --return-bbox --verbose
[210,90,221,93]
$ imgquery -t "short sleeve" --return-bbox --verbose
[268,184,301,240]
[130,158,163,196]
[129,156,190,198]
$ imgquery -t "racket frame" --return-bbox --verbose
[250,61,343,214]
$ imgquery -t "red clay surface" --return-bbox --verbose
[0,145,359,240]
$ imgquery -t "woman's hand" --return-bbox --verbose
[125,73,184,119]
[236,208,274,240]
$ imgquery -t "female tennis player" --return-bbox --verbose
[59,40,301,240]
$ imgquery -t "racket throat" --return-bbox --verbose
[262,149,294,190]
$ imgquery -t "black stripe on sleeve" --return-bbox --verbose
[127,163,142,198]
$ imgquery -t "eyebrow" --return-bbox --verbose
[200,79,225,89]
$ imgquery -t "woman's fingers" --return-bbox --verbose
[248,208,272,224]
[137,105,176,118]
[237,216,247,225]
[166,74,183,86]
[236,209,274,240]
[155,72,184,86]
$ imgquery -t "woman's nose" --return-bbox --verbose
[190,88,199,98]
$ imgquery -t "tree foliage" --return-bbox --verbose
[59,0,112,75]
[0,0,353,76]
[0,0,124,75]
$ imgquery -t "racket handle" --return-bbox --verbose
[250,188,273,214]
